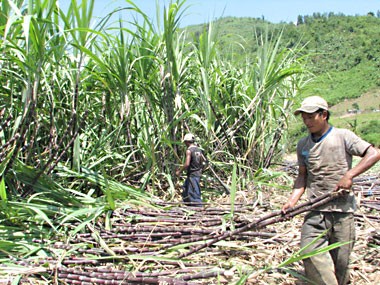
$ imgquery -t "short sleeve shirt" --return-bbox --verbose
[296,127,371,212]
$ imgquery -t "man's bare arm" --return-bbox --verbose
[336,146,380,190]
[282,165,307,213]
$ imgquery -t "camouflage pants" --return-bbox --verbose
[300,211,355,285]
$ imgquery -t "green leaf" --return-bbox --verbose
[0,177,7,202]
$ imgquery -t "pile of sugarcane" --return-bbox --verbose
[1,175,379,284]
[353,175,380,211]
[4,202,291,284]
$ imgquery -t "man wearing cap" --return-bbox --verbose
[282,96,380,285]
[176,133,204,207]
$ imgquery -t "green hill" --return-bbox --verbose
[184,13,380,146]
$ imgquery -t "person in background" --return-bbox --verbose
[281,96,380,285]
[176,133,204,207]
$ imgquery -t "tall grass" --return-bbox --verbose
[0,0,309,279]
[1,0,306,188]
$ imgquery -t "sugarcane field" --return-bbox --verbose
[1,0,380,285]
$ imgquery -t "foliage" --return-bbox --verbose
[358,120,380,147]
[189,13,380,103]
[186,13,380,148]
[0,0,306,199]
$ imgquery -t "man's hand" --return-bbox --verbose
[281,186,306,214]
[282,201,296,214]
[335,174,353,191]
[175,169,181,177]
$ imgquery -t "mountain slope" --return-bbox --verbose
[184,14,380,146]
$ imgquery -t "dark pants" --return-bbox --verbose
[182,176,202,207]
[300,211,355,285]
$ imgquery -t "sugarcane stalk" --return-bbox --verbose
[207,163,230,194]
[0,133,20,163]
[57,267,218,284]
[182,269,227,281]
[0,111,12,132]
[46,111,88,175]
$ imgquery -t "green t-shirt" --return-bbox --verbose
[297,127,371,212]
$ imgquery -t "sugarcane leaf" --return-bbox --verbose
[87,223,116,256]
[0,177,7,202]
[59,206,103,228]
[21,205,57,232]
[11,275,21,285]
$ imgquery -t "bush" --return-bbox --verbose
[358,120,380,147]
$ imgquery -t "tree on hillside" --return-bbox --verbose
[297,15,303,25]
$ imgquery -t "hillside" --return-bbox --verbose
[184,13,380,146]
[185,14,380,101]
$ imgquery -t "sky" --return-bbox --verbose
[59,0,380,27]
